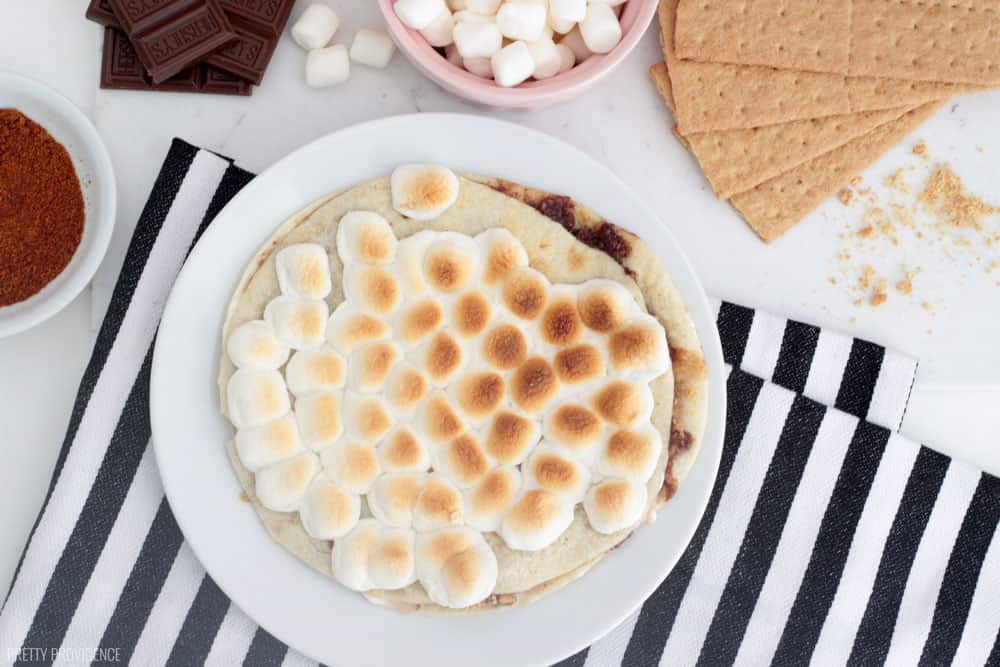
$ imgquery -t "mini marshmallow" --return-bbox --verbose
[590,379,654,428]
[522,443,591,503]
[336,211,397,265]
[412,474,464,530]
[343,264,402,314]
[499,488,574,551]
[496,2,547,41]
[579,2,621,54]
[294,390,343,450]
[383,363,430,419]
[577,278,638,333]
[342,392,395,442]
[420,9,455,47]
[377,425,431,472]
[409,331,468,386]
[235,414,304,471]
[299,473,361,539]
[291,3,340,50]
[556,42,575,72]
[305,44,350,88]
[326,304,389,353]
[255,451,319,512]
[350,29,397,68]
[453,21,503,59]
[367,472,427,527]
[462,466,521,532]
[226,320,289,371]
[541,403,605,463]
[454,9,495,23]
[423,232,481,291]
[264,296,329,350]
[395,298,445,347]
[482,410,540,464]
[285,346,345,396]
[549,0,586,24]
[415,528,497,608]
[547,8,575,34]
[596,423,663,483]
[491,41,534,87]
[433,432,492,488]
[275,243,332,299]
[367,525,418,589]
[320,441,381,493]
[448,369,506,424]
[226,369,290,429]
[445,43,464,66]
[464,0,500,13]
[502,266,551,320]
[332,519,416,591]
[395,0,449,29]
[391,164,461,221]
[559,26,592,62]
[450,291,493,338]
[476,228,528,290]
[393,230,436,297]
[463,57,493,78]
[608,313,671,381]
[527,38,562,79]
[584,478,647,534]
[416,391,467,443]
[346,340,401,393]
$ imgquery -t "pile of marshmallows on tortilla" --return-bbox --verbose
[395,0,627,87]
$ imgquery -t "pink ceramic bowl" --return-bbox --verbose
[377,0,659,110]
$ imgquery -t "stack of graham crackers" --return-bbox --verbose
[652,0,998,242]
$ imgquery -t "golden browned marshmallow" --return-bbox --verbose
[608,314,670,380]
[583,478,647,534]
[418,391,466,443]
[476,228,528,289]
[596,424,663,483]
[299,473,361,539]
[452,292,492,338]
[377,426,431,472]
[320,441,381,494]
[412,474,464,531]
[415,528,498,608]
[481,322,528,371]
[275,243,332,299]
[483,410,540,464]
[540,292,584,347]
[418,331,466,385]
[255,451,319,512]
[451,371,506,423]
[336,211,397,265]
[294,391,343,451]
[423,250,477,295]
[332,519,416,591]
[235,414,303,471]
[367,472,427,527]
[462,467,521,532]
[590,380,653,428]
[367,526,418,590]
[578,279,635,333]
[344,265,401,314]
[226,320,289,371]
[510,356,559,414]
[342,392,394,442]
[553,344,605,385]
[542,404,604,458]
[383,363,429,418]
[398,299,445,345]
[346,340,400,393]
[394,230,436,297]
[285,346,346,397]
[434,433,492,488]
[502,267,550,320]
[226,369,290,429]
[498,489,574,551]
[522,444,590,503]
[264,297,329,350]
[390,164,460,221]
[326,305,388,353]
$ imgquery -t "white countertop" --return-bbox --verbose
[1,1,998,599]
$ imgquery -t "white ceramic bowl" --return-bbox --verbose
[0,72,116,337]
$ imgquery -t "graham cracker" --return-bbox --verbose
[651,62,915,198]
[658,0,985,132]
[729,100,946,242]
[675,0,1000,85]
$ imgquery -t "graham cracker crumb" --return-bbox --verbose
[857,225,874,239]
[884,168,911,194]
[918,164,998,230]
[896,279,913,295]
[850,176,863,186]
[913,141,928,160]
[839,189,854,205]
[239,491,250,503]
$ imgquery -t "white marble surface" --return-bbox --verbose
[1,1,998,598]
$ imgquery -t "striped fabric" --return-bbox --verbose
[1,140,998,666]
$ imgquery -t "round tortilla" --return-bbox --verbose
[218,174,708,612]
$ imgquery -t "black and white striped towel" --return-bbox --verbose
[1,140,997,666]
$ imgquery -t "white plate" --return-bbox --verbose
[0,72,116,337]
[151,113,726,667]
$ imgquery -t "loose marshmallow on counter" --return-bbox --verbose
[350,29,397,68]
[305,44,350,88]
[496,2,547,41]
[453,21,503,59]
[579,2,621,53]
[491,41,534,87]
[294,390,343,450]
[559,26,592,62]
[391,164,461,221]
[299,473,361,539]
[264,296,329,350]
[336,211,397,265]
[549,0,586,24]
[275,243,332,299]
[291,3,340,50]
[527,38,562,79]
[285,346,346,396]
[394,0,449,29]
[420,9,456,47]
[584,478,646,534]
[415,528,497,608]
[255,451,319,512]
[227,369,291,429]
[235,414,304,471]
[226,320,289,371]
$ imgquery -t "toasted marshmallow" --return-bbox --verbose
[394,230,436,297]
[343,264,402,315]
[578,279,636,333]
[433,432,492,488]
[553,343,606,386]
[320,441,381,493]
[412,474,464,531]
[336,211,397,265]
[499,489,574,551]
[332,519,416,591]
[377,426,431,472]
[522,444,590,503]
[608,313,670,381]
[590,380,654,428]
[451,291,493,338]
[285,346,345,396]
[226,369,290,428]
[396,298,445,346]
[326,304,389,353]
[449,370,506,424]
[255,451,319,512]
[463,466,521,532]
[415,528,497,608]
[275,243,332,299]
[539,288,584,348]
[482,410,540,464]
[264,297,329,350]
[391,164,460,220]
[299,473,361,539]
[584,478,647,534]
[542,403,605,462]
[502,267,550,320]
[293,391,343,450]
[367,472,427,527]
[346,340,401,393]
[476,228,528,291]
[422,233,480,293]
[342,392,395,442]
[368,525,418,589]
[226,320,289,371]
[235,414,304,471]
[416,391,466,443]
[383,363,430,419]
[596,424,663,483]
[510,356,560,414]
[410,331,467,386]
[481,320,529,371]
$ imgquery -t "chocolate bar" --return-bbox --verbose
[100,27,252,96]
[85,0,118,26]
